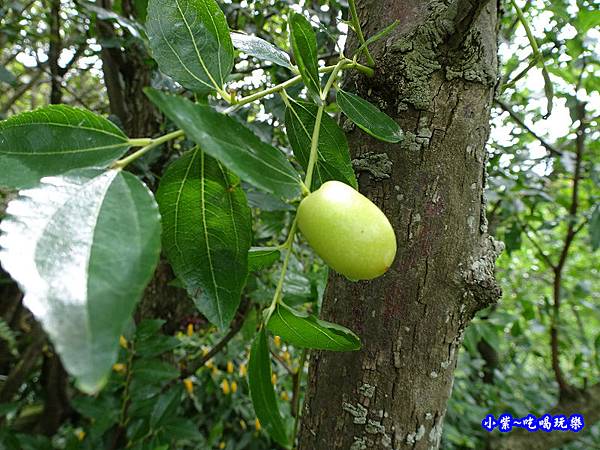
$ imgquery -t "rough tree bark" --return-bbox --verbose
[298,1,502,449]
[97,0,160,138]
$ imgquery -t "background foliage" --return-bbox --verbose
[0,0,598,448]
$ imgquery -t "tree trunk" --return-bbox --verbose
[298,1,501,449]
[47,0,63,105]
[97,0,161,138]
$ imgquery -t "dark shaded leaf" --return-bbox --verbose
[150,385,183,428]
[267,302,360,351]
[157,148,252,329]
[337,90,403,143]
[248,329,289,448]
[288,13,320,103]
[590,204,600,251]
[0,65,17,86]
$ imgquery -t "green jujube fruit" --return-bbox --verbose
[297,180,397,280]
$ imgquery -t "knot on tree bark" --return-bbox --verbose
[374,0,498,111]
[462,235,503,313]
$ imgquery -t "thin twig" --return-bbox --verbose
[495,100,562,157]
[291,349,308,448]
[550,99,586,400]
[270,349,294,376]
[182,299,251,376]
[520,225,556,270]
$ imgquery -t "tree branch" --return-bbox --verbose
[550,99,586,401]
[495,99,563,157]
[48,0,63,104]
[0,324,45,403]
[182,299,251,377]
[519,223,556,270]
[0,70,44,114]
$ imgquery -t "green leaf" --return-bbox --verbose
[135,334,180,358]
[474,322,500,353]
[576,10,600,34]
[0,105,130,189]
[146,89,302,199]
[150,385,183,428]
[357,20,399,54]
[504,222,522,254]
[134,0,148,21]
[131,359,180,384]
[267,303,361,351]
[79,2,145,38]
[248,247,281,271]
[163,418,206,444]
[0,169,161,393]
[336,90,404,143]
[590,204,600,251]
[146,0,234,94]
[248,329,289,448]
[288,13,320,103]
[231,32,292,69]
[0,65,17,86]
[157,148,252,329]
[285,98,357,190]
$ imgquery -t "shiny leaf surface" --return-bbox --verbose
[0,169,161,393]
[231,32,292,69]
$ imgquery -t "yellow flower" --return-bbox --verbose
[186,323,194,336]
[202,346,210,356]
[112,363,126,374]
[183,377,194,394]
[271,373,277,385]
[255,418,261,431]
[221,379,230,395]
[205,359,214,369]
[281,391,289,401]
[239,419,247,430]
[274,335,281,348]
[218,442,226,449]
[282,351,291,363]
[119,335,128,349]
[231,381,238,393]
[75,429,85,441]
[226,360,234,374]
[239,363,247,377]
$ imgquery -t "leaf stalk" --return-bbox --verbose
[112,130,184,169]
